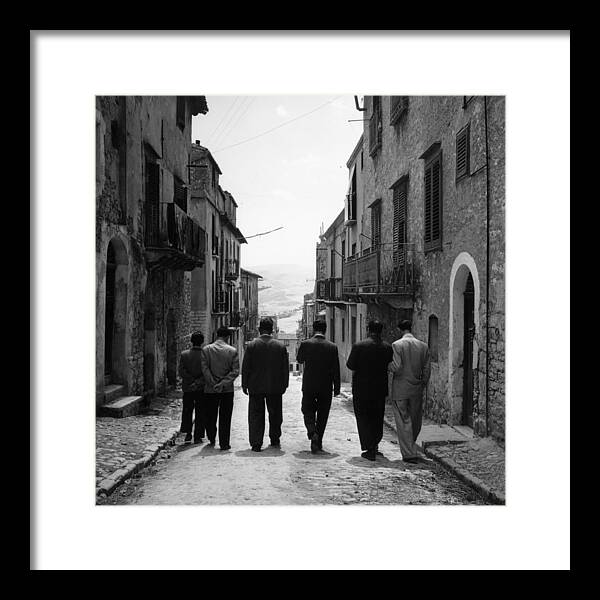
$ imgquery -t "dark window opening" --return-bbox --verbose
[428,315,439,362]
[144,159,160,247]
[173,176,187,212]
[342,318,345,342]
[176,97,186,131]
[369,96,382,156]
[351,316,356,345]
[424,153,442,252]
[347,169,357,221]
[390,96,409,125]
[456,124,470,181]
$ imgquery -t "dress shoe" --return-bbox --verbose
[310,432,320,454]
[269,440,281,448]
[361,451,376,461]
[376,451,383,456]
[208,439,215,446]
[251,445,262,452]
[403,456,418,463]
[184,433,192,443]
[220,445,231,451]
[194,438,204,444]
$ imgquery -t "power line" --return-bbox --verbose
[212,96,343,153]
[213,97,255,148]
[212,96,251,148]
[205,96,240,145]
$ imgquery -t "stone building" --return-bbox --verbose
[96,96,209,414]
[278,333,301,373]
[320,96,505,440]
[299,292,315,340]
[240,268,262,354]
[187,142,247,358]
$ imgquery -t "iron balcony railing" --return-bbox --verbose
[145,202,206,269]
[316,277,342,301]
[343,244,415,296]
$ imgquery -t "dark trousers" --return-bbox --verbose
[204,392,234,448]
[248,394,283,448]
[353,394,386,453]
[301,391,332,442]
[181,391,205,441]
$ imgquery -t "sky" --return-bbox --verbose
[191,95,364,272]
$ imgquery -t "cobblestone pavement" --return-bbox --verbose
[425,438,505,498]
[96,393,182,485]
[99,377,489,505]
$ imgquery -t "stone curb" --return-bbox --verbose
[341,389,505,505]
[96,425,181,498]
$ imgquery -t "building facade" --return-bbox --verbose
[320,96,505,440]
[278,333,301,373]
[240,268,262,356]
[96,96,209,410]
[188,142,247,358]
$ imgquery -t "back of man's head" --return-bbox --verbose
[216,326,231,339]
[313,320,327,335]
[367,320,383,336]
[259,317,274,334]
[398,319,412,332]
[190,331,204,346]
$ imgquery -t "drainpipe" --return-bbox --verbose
[484,96,490,437]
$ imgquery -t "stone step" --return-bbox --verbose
[98,395,143,418]
[103,384,126,404]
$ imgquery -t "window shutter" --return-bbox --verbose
[371,202,381,247]
[456,125,470,179]
[393,180,408,264]
[424,155,442,251]
[145,161,160,246]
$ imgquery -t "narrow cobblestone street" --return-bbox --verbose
[101,376,488,505]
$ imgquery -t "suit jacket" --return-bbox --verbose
[200,339,240,394]
[178,346,205,393]
[241,334,289,395]
[296,334,341,396]
[389,333,431,401]
[346,337,393,400]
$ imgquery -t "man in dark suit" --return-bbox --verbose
[241,316,289,452]
[296,320,341,454]
[346,320,393,461]
[178,331,206,444]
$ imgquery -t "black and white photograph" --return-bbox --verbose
[94,94,506,507]
[32,31,570,571]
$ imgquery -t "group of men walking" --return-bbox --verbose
[178,316,431,463]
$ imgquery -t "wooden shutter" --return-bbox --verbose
[174,177,187,212]
[424,155,442,251]
[390,96,409,124]
[456,125,470,179]
[145,161,160,246]
[371,202,381,247]
[393,180,408,264]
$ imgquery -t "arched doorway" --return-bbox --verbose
[448,253,480,428]
[104,237,128,386]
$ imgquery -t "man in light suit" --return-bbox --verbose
[389,319,431,463]
[296,320,341,453]
[241,316,289,452]
[200,326,240,451]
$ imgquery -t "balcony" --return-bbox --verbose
[224,258,240,281]
[213,287,229,314]
[145,203,206,271]
[316,277,342,302]
[343,245,414,298]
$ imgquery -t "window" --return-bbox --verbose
[341,318,345,342]
[330,249,336,277]
[341,240,346,262]
[173,176,187,212]
[390,96,409,125]
[392,177,408,264]
[351,316,357,345]
[424,152,443,252]
[371,200,382,248]
[144,158,160,246]
[176,97,186,131]
[347,168,357,221]
[428,315,439,362]
[369,96,382,156]
[351,242,356,257]
[456,124,470,181]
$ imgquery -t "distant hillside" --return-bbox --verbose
[245,263,315,316]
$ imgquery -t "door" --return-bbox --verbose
[462,273,475,426]
[104,244,116,380]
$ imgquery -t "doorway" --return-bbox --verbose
[104,243,116,382]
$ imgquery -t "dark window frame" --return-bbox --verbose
[424,150,443,254]
[369,96,383,156]
[173,175,188,213]
[391,176,409,265]
[370,199,382,248]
